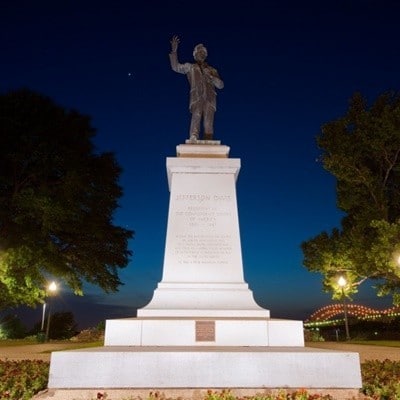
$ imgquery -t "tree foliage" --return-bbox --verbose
[302,91,400,303]
[30,311,78,339]
[48,311,78,339]
[0,89,134,309]
[0,314,27,339]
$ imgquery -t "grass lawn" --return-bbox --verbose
[39,340,104,353]
[349,339,400,347]
[0,338,38,346]
[0,338,103,350]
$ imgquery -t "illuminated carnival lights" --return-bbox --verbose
[304,304,400,328]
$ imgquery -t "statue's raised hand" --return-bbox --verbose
[170,35,180,52]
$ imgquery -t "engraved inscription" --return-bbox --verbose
[174,234,232,264]
[195,320,215,342]
[172,192,235,265]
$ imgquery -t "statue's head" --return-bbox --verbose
[193,44,208,61]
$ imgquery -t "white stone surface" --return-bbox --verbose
[139,155,268,318]
[137,283,268,318]
[177,143,227,157]
[48,346,362,389]
[267,319,305,346]
[104,318,304,347]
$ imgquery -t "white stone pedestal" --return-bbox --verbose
[47,142,362,394]
[104,317,304,346]
[49,346,361,389]
[140,150,266,318]
[104,144,305,347]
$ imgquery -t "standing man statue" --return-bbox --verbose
[169,35,224,142]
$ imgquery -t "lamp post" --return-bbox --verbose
[41,303,47,331]
[338,276,350,340]
[44,281,58,342]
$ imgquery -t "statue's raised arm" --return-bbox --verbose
[169,35,224,142]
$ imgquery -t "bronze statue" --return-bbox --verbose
[169,35,224,141]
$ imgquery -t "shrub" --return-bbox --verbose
[361,359,400,399]
[0,316,27,339]
[303,329,325,342]
[204,390,333,400]
[70,327,104,342]
[0,359,49,400]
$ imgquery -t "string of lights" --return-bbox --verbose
[304,304,400,328]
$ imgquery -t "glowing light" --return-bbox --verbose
[48,281,58,293]
[337,276,347,287]
[304,303,400,327]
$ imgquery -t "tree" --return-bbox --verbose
[302,91,400,303]
[0,89,134,309]
[48,311,78,339]
[31,311,78,340]
[0,314,27,339]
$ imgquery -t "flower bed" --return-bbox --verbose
[0,359,49,400]
[2,359,400,399]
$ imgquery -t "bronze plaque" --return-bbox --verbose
[195,320,215,342]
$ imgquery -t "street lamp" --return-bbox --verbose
[44,281,58,342]
[338,276,350,340]
[40,303,47,331]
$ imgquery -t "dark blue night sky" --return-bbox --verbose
[2,1,400,328]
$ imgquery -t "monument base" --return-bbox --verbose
[137,282,270,318]
[47,346,362,390]
[44,143,363,396]
[104,317,304,346]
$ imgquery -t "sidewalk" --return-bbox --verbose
[0,342,78,361]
